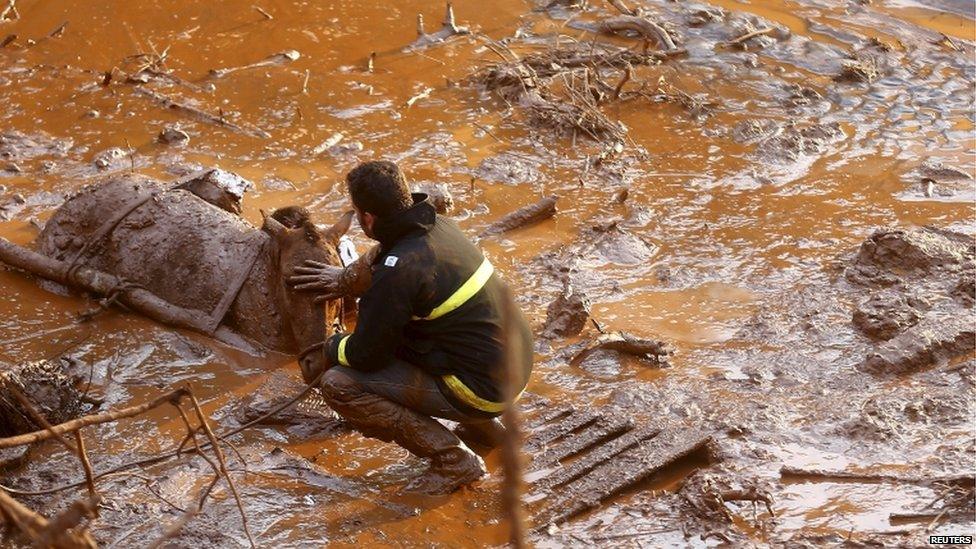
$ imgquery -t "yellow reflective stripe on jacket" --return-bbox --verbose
[337,335,351,366]
[442,374,524,413]
[415,258,494,321]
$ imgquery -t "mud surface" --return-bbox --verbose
[0,0,973,546]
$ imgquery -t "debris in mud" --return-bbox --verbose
[574,332,671,366]
[134,87,271,139]
[0,360,84,437]
[92,146,131,170]
[595,15,678,50]
[678,471,775,535]
[406,2,470,51]
[839,388,970,441]
[732,119,845,162]
[157,125,190,146]
[847,226,974,284]
[852,289,928,341]
[0,131,73,161]
[858,315,975,375]
[917,160,973,181]
[480,195,558,238]
[542,282,591,338]
[836,226,976,374]
[473,39,683,141]
[720,20,778,51]
[531,419,712,526]
[473,154,540,186]
[835,42,891,83]
[415,182,454,214]
[208,49,301,79]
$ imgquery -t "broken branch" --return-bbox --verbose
[480,196,559,238]
[133,87,271,139]
[597,15,677,50]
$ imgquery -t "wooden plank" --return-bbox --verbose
[525,409,598,452]
[528,424,660,493]
[525,405,574,430]
[531,416,634,469]
[535,426,711,526]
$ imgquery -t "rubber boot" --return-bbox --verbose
[319,369,486,495]
[454,418,506,449]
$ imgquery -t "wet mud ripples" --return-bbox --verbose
[0,0,973,545]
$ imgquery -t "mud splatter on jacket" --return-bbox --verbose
[326,194,533,417]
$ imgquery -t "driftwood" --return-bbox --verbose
[721,27,774,49]
[208,50,300,79]
[406,2,469,51]
[0,238,216,334]
[573,332,672,365]
[597,15,677,50]
[780,466,975,487]
[133,87,271,139]
[479,196,558,238]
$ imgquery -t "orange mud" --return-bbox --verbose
[0,0,974,546]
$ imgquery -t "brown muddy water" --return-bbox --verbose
[0,0,974,546]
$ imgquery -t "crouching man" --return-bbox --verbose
[290,160,533,495]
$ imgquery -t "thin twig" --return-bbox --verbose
[74,430,98,499]
[187,387,255,548]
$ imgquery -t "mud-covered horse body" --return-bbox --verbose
[15,172,349,378]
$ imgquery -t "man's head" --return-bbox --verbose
[346,161,412,239]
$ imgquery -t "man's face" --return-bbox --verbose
[355,206,376,240]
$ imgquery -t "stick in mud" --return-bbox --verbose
[779,466,976,487]
[479,196,558,238]
[596,15,677,50]
[133,87,271,139]
[208,49,300,79]
[720,27,774,49]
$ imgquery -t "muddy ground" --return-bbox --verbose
[0,0,974,546]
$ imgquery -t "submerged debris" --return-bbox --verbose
[480,195,558,238]
[473,41,684,141]
[0,360,84,437]
[543,283,591,338]
[406,2,470,51]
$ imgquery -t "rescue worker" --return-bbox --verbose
[289,160,533,495]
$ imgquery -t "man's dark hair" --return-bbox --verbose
[346,161,413,218]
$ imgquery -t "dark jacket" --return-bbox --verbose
[326,194,533,417]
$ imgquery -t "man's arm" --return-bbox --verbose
[289,245,379,302]
[324,253,419,370]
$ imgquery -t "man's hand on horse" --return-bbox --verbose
[289,260,346,303]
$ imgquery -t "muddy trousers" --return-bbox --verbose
[318,360,500,492]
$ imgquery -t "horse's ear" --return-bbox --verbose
[321,210,354,246]
[262,214,289,239]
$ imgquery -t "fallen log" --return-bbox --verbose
[597,15,677,50]
[780,466,975,487]
[479,196,558,238]
[0,238,215,334]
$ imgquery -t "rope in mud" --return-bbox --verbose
[0,370,327,497]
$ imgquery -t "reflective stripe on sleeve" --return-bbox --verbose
[337,335,351,367]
